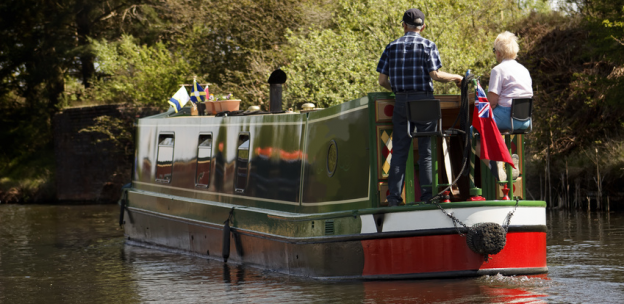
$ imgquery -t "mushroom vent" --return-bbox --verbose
[268,69,287,84]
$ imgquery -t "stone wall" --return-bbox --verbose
[53,105,159,203]
[54,105,123,202]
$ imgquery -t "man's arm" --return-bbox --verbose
[378,73,392,91]
[429,70,463,87]
[487,92,499,109]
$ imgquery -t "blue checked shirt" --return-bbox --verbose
[376,32,443,92]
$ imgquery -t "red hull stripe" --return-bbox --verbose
[361,232,546,276]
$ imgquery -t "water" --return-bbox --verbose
[1,205,623,303]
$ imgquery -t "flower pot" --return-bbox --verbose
[219,100,241,112]
[213,101,223,113]
[204,102,216,115]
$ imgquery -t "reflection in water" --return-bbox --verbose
[1,205,624,303]
[0,205,138,304]
[223,263,231,284]
[221,264,245,286]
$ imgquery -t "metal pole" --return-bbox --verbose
[506,135,513,195]
[469,133,482,197]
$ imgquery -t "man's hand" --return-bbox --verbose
[453,76,463,88]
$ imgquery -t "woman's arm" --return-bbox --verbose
[487,91,499,109]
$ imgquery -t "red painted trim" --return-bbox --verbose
[361,232,546,276]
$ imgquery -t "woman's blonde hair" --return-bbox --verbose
[494,31,519,60]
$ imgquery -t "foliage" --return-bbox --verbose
[174,0,334,110]
[0,149,56,204]
[0,0,169,203]
[0,0,165,113]
[283,0,526,109]
[79,115,134,157]
[85,35,191,108]
[511,2,624,207]
[516,2,624,157]
[3,0,624,204]
[0,92,53,170]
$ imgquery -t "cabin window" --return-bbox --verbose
[156,133,175,183]
[235,132,250,193]
[195,133,213,187]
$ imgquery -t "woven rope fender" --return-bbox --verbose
[466,222,507,255]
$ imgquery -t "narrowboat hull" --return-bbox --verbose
[123,200,546,279]
[122,92,547,279]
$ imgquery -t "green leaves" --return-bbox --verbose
[284,28,378,108]
[283,0,525,109]
[87,35,191,108]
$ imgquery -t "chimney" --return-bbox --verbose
[268,69,287,113]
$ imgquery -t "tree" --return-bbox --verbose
[283,0,526,109]
[173,0,335,110]
[86,35,191,107]
[0,0,172,113]
[0,0,171,189]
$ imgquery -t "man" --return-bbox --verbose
[377,8,463,206]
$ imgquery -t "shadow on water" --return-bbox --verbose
[2,205,624,303]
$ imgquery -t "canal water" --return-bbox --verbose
[1,205,623,303]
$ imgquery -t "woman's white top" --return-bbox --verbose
[488,59,533,108]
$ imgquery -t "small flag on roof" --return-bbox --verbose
[190,79,206,104]
[168,86,190,113]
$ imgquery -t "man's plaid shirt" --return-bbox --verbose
[376,32,442,92]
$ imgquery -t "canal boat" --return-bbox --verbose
[120,77,547,280]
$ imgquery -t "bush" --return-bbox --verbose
[86,35,191,108]
[284,0,527,109]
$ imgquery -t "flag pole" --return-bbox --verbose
[468,79,485,201]
[190,76,199,114]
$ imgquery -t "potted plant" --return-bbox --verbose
[216,93,241,113]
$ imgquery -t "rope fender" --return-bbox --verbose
[466,222,507,256]
[436,197,520,261]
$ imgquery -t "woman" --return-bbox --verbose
[488,31,532,131]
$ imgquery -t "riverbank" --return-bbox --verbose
[0,152,56,204]
[0,104,154,204]
[525,138,624,211]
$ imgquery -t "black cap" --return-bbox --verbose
[402,8,425,26]
[267,68,287,84]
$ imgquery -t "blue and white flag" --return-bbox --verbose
[168,86,190,113]
[190,79,206,104]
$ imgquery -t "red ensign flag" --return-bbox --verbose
[472,82,515,168]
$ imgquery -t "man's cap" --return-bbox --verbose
[402,8,425,26]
